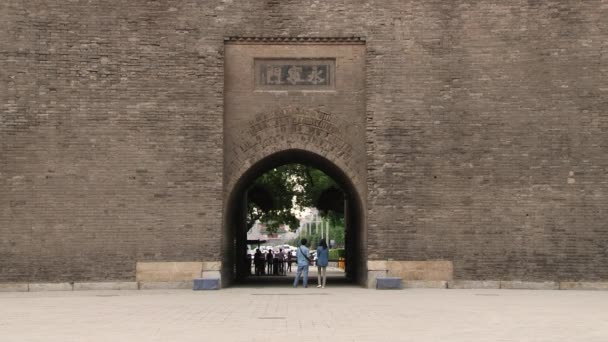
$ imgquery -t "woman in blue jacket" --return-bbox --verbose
[316,239,329,288]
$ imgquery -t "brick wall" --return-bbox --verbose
[362,0,608,281]
[1,0,607,282]
[0,0,224,281]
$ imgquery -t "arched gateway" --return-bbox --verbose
[224,149,365,286]
[222,38,368,286]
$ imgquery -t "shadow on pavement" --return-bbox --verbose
[234,267,356,288]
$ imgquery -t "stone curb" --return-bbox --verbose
[2,281,608,292]
[560,282,608,290]
[29,283,73,292]
[0,283,29,292]
[73,282,139,291]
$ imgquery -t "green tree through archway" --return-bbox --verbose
[246,164,345,235]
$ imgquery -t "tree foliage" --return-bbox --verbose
[246,164,342,233]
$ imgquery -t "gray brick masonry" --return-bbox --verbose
[1,0,607,285]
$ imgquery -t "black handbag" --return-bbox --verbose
[299,246,313,266]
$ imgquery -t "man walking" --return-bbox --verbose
[293,238,310,288]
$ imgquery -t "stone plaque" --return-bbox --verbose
[255,59,335,91]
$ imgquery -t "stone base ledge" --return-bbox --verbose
[0,281,196,292]
[1,280,607,292]
[73,282,138,291]
[138,281,193,290]
[388,261,453,281]
[365,260,453,289]
[367,260,387,271]
[448,280,501,289]
[449,280,568,290]
[402,280,448,289]
[0,283,29,292]
[29,283,74,292]
[201,271,221,279]
[560,282,608,291]
[136,262,203,282]
[500,281,559,290]
[202,262,221,271]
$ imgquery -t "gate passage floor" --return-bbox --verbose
[1,286,607,341]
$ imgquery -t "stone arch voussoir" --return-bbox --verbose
[225,107,361,197]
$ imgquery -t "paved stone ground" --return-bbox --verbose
[1,285,607,342]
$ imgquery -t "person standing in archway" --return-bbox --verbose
[287,250,293,273]
[254,248,263,276]
[316,239,329,288]
[293,238,310,288]
[266,249,274,275]
[277,248,285,275]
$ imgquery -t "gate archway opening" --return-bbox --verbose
[224,149,365,287]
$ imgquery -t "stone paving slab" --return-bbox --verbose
[1,287,608,341]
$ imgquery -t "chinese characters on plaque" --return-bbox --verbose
[255,59,334,90]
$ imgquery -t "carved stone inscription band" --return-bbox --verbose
[255,59,335,90]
